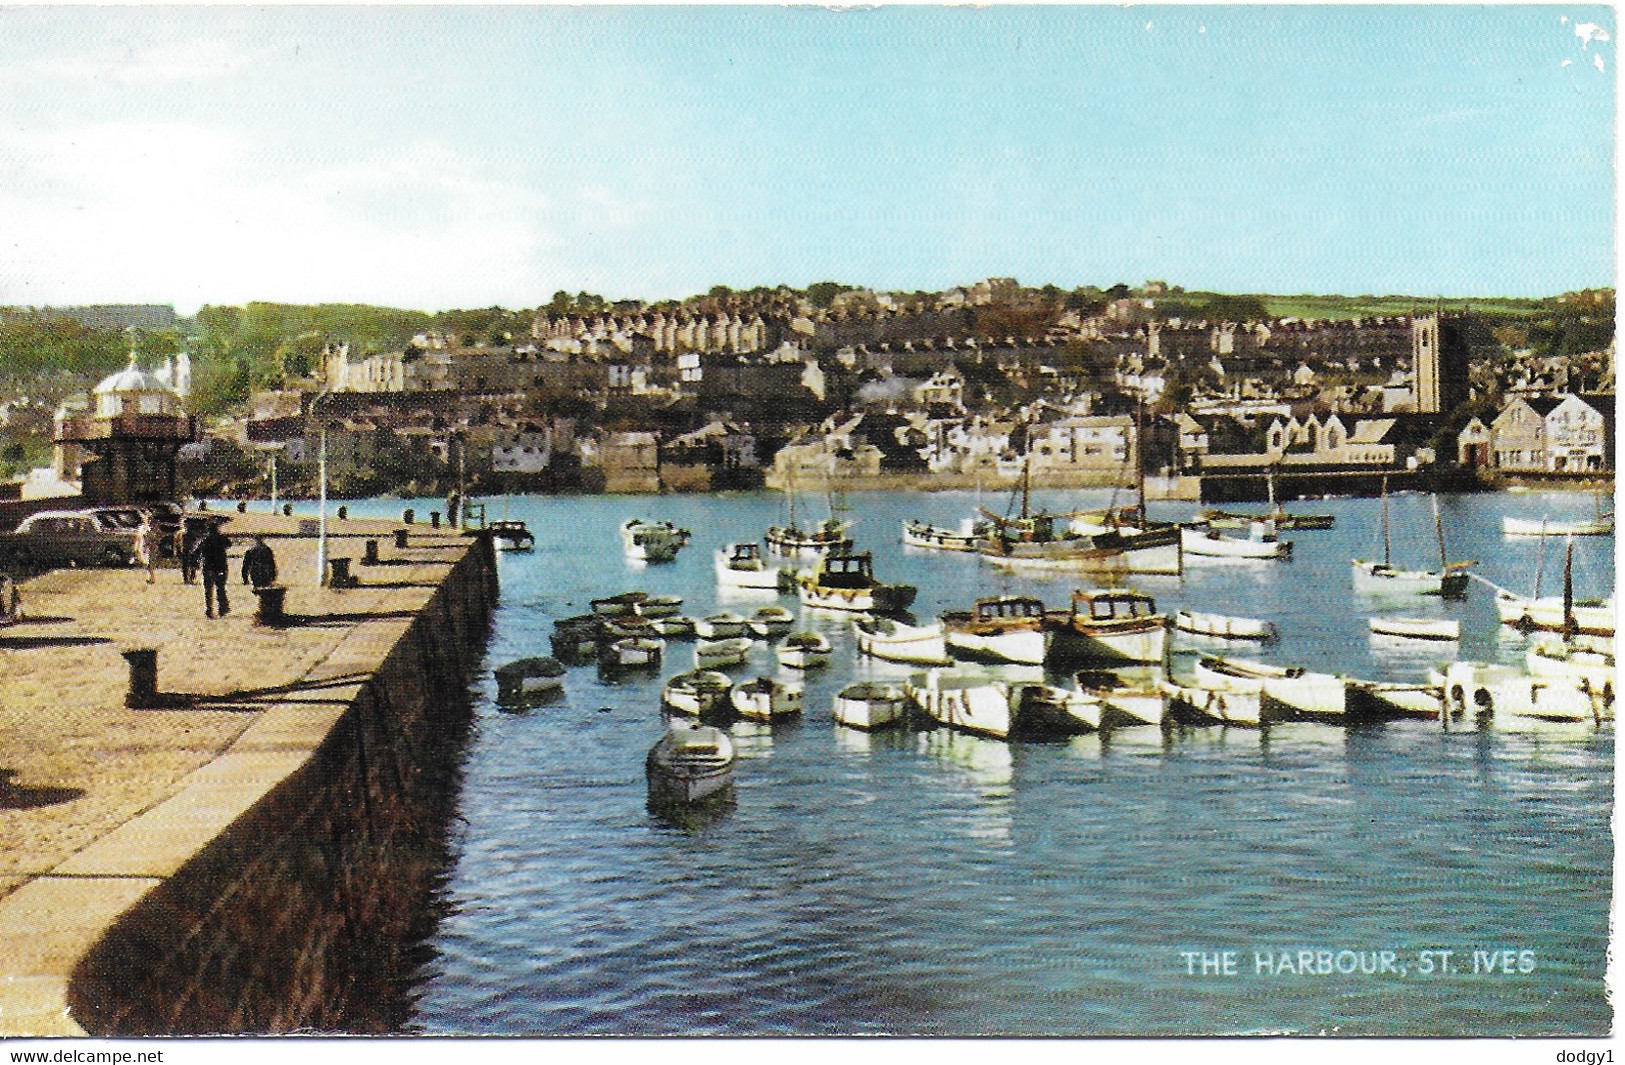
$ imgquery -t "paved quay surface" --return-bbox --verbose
[0,515,472,1035]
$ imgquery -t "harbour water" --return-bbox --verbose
[332,489,1612,1036]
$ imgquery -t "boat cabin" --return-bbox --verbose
[728,543,765,564]
[974,596,1048,621]
[813,552,877,588]
[1071,589,1158,621]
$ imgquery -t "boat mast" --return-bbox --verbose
[1135,393,1147,523]
[1380,476,1391,567]
[1432,494,1448,572]
[1563,535,1577,642]
[1534,518,1547,598]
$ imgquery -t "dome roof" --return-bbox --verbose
[94,354,175,396]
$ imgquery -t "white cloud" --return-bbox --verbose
[0,38,262,86]
[1574,22,1611,47]
[0,123,585,311]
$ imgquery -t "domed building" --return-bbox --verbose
[54,353,198,504]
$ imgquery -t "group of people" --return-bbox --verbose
[135,511,278,619]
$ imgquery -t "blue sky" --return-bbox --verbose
[0,6,1613,312]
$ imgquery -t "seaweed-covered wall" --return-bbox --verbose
[68,535,498,1034]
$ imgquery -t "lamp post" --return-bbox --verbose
[311,389,331,585]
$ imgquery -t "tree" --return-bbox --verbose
[806,281,851,309]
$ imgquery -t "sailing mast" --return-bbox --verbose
[1562,536,1577,642]
[1380,476,1391,567]
[1135,393,1147,525]
[1432,495,1448,572]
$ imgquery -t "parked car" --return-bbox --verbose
[0,510,141,570]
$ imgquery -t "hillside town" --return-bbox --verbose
[0,280,1613,508]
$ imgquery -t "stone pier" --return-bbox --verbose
[0,515,497,1035]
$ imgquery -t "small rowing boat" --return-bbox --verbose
[1368,616,1460,641]
[1172,609,1277,641]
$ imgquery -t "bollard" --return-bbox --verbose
[337,505,348,521]
[403,508,415,524]
[364,539,380,565]
[253,585,289,626]
[282,503,293,517]
[430,511,441,528]
[394,528,409,549]
[237,500,247,513]
[122,648,159,709]
[327,557,353,588]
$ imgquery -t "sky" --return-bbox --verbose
[0,5,1614,314]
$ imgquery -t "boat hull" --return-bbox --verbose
[943,626,1051,666]
[1172,610,1276,641]
[1495,592,1616,637]
[1367,617,1460,641]
[1161,680,1263,727]
[799,581,918,614]
[1503,517,1614,537]
[833,682,909,729]
[1181,526,1291,559]
[980,536,1182,576]
[855,618,951,665]
[1352,560,1470,599]
[907,669,1014,740]
[901,520,984,552]
[714,548,787,589]
[661,670,734,716]
[646,726,735,805]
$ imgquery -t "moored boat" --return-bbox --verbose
[730,676,805,721]
[797,551,917,614]
[1014,682,1103,734]
[940,595,1051,665]
[906,667,1016,739]
[1503,515,1614,537]
[777,631,833,669]
[1180,520,1292,560]
[1049,588,1168,665]
[1193,655,1347,722]
[1346,680,1447,721]
[747,605,795,639]
[1368,616,1460,641]
[591,591,648,616]
[550,614,603,661]
[635,594,683,619]
[488,519,536,551]
[1526,640,1615,696]
[1494,591,1616,637]
[622,519,690,563]
[901,517,989,552]
[603,636,664,669]
[833,681,909,729]
[1159,677,1263,727]
[1073,669,1166,728]
[694,637,752,669]
[854,615,951,665]
[1172,609,1277,641]
[1351,487,1470,599]
[694,611,750,639]
[648,614,697,639]
[1437,661,1609,726]
[715,542,789,590]
[494,656,565,704]
[661,669,734,716]
[646,721,735,805]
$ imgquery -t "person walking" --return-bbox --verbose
[135,511,161,584]
[180,518,206,584]
[242,535,278,589]
[199,522,232,618]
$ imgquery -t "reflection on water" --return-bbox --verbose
[343,489,1619,1037]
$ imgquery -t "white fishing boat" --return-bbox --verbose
[1014,682,1103,734]
[661,669,734,716]
[940,596,1052,665]
[1346,680,1447,721]
[730,676,805,721]
[646,722,735,804]
[854,615,952,665]
[901,517,989,552]
[1368,616,1460,641]
[487,519,536,551]
[1526,640,1615,694]
[1490,536,1615,637]
[1172,609,1277,641]
[550,614,603,661]
[603,636,664,669]
[747,605,796,639]
[766,478,854,562]
[590,591,647,616]
[777,631,833,669]
[833,681,909,730]
[1192,655,1347,722]
[622,519,690,563]
[493,656,565,703]
[694,611,750,639]
[1159,677,1264,727]
[714,542,789,590]
[1437,661,1608,726]
[1050,588,1168,665]
[797,551,917,614]
[1351,486,1470,598]
[648,615,697,639]
[1180,520,1292,560]
[906,668,1016,739]
[1503,515,1613,537]
[1074,670,1166,728]
[694,637,752,669]
[635,594,683,619]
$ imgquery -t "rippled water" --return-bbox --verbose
[343,488,1612,1036]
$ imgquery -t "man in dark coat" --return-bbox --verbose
[241,535,277,589]
[198,522,232,618]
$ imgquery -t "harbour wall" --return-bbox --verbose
[63,534,498,1034]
